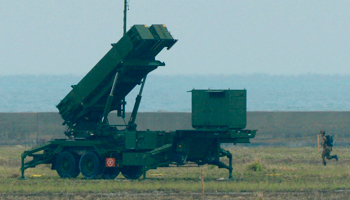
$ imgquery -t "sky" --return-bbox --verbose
[0,0,349,76]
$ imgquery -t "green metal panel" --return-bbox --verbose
[123,152,144,165]
[149,25,174,40]
[125,131,137,149]
[136,131,158,150]
[191,90,247,129]
[74,49,122,101]
[124,131,168,150]
[133,25,154,40]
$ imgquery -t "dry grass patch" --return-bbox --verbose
[266,165,298,172]
[0,145,350,196]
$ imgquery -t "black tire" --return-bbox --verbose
[55,151,80,178]
[70,152,81,178]
[79,151,102,179]
[121,166,143,180]
[102,168,121,180]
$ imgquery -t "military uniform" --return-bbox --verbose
[320,130,338,166]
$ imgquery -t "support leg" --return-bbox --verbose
[209,160,232,179]
[220,148,233,179]
[20,153,27,179]
[228,153,233,179]
[143,169,146,180]
[209,141,233,179]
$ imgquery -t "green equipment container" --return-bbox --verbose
[192,89,247,129]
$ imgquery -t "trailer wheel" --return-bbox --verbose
[55,151,80,178]
[102,168,120,180]
[121,166,143,180]
[79,151,102,179]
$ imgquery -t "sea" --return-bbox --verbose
[0,74,349,112]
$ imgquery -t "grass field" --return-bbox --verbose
[0,145,349,199]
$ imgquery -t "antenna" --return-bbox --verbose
[123,0,128,35]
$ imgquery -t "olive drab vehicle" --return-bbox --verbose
[20,2,257,180]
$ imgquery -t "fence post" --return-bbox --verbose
[201,170,204,197]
